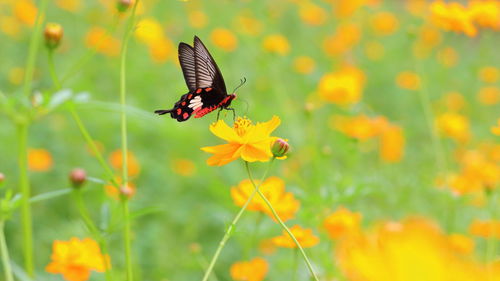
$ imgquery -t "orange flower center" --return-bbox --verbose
[233,117,252,137]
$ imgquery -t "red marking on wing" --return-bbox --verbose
[176,108,182,115]
[206,87,212,92]
[196,88,202,94]
[194,95,233,118]
[181,102,186,106]
[188,94,193,99]
[183,112,189,119]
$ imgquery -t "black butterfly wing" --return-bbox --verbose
[193,36,227,96]
[178,43,196,91]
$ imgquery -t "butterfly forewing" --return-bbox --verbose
[178,43,196,91]
[193,36,227,95]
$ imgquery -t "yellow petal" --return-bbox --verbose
[209,120,241,142]
[240,144,272,162]
[246,116,281,142]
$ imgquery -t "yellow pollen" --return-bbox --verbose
[234,117,252,136]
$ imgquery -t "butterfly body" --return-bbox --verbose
[155,36,237,122]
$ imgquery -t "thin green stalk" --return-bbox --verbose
[0,221,14,281]
[293,248,298,281]
[119,3,140,281]
[73,190,113,281]
[245,162,320,281]
[17,123,33,277]
[69,104,118,186]
[47,50,61,89]
[201,160,275,281]
[485,189,498,264]
[22,0,48,98]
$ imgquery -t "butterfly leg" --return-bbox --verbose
[226,108,236,122]
[216,108,223,121]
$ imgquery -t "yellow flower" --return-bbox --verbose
[14,0,37,26]
[188,10,208,29]
[299,2,327,26]
[262,34,290,55]
[231,177,300,222]
[293,56,315,74]
[448,234,475,255]
[211,28,238,52]
[406,0,427,17]
[109,149,141,177]
[323,23,361,57]
[0,16,22,38]
[234,14,263,36]
[478,86,500,105]
[331,0,374,18]
[442,91,466,111]
[479,66,499,84]
[364,40,385,61]
[230,257,268,281]
[85,27,120,57]
[396,71,421,91]
[370,12,399,36]
[105,177,136,200]
[331,115,382,140]
[201,116,281,166]
[436,112,470,143]
[492,119,500,136]
[337,218,494,281]
[171,158,196,177]
[28,148,53,172]
[469,0,500,30]
[469,219,500,239]
[430,1,477,37]
[380,125,405,163]
[8,67,24,85]
[148,38,175,63]
[134,18,164,46]
[413,25,442,58]
[319,66,365,105]
[272,225,319,248]
[323,207,362,239]
[46,238,109,281]
[56,0,82,12]
[437,46,459,68]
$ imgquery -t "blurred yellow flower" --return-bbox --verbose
[331,115,382,141]
[413,25,442,58]
[406,0,427,16]
[323,23,361,57]
[188,10,208,29]
[293,56,315,74]
[323,207,361,239]
[370,12,399,36]
[469,0,500,30]
[380,125,405,163]
[299,2,327,26]
[396,71,421,91]
[437,46,459,68]
[0,16,22,38]
[8,67,24,85]
[364,40,385,61]
[109,149,141,177]
[211,28,238,52]
[105,177,136,200]
[201,116,281,166]
[135,18,164,46]
[436,112,470,143]
[479,66,499,84]
[319,66,365,106]
[262,34,290,55]
[28,148,53,172]
[478,87,500,105]
[442,91,466,111]
[272,225,319,248]
[85,27,120,57]
[492,119,500,136]
[14,0,37,26]
[337,218,494,281]
[230,257,268,281]
[448,233,475,255]
[56,0,82,12]
[171,158,196,177]
[430,1,477,37]
[234,14,263,36]
[469,219,500,239]
[148,37,175,63]
[46,238,109,281]
[231,177,300,222]
[331,0,375,18]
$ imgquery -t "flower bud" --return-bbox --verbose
[116,0,133,12]
[271,138,289,157]
[119,184,135,199]
[69,168,86,188]
[44,23,63,49]
[0,173,4,185]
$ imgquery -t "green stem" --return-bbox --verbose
[201,160,275,281]
[73,190,113,281]
[47,49,61,89]
[69,103,118,186]
[22,0,47,98]
[293,248,298,281]
[17,123,33,277]
[119,3,139,281]
[485,189,498,264]
[0,221,14,281]
[245,162,320,281]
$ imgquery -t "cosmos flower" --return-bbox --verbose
[46,238,109,281]
[319,66,365,105]
[201,116,282,166]
[429,1,477,37]
[293,56,315,74]
[469,219,500,239]
[109,149,141,177]
[231,177,300,222]
[28,148,53,172]
[492,119,500,136]
[272,225,319,248]
[230,257,268,281]
[211,28,238,52]
[262,34,290,55]
[370,11,399,36]
[85,27,120,57]
[396,71,421,91]
[436,112,470,143]
[323,207,362,239]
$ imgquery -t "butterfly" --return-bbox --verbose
[155,36,244,122]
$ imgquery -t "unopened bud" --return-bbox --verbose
[119,184,135,199]
[69,168,86,188]
[117,0,134,12]
[0,173,4,185]
[271,138,289,157]
[44,23,63,49]
[189,243,201,253]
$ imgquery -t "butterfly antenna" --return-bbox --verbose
[232,77,247,93]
